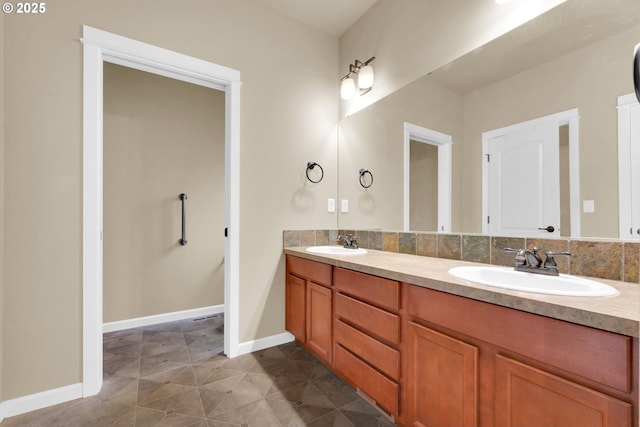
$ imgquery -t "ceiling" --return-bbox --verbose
[251,0,378,36]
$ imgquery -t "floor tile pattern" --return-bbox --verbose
[1,316,396,426]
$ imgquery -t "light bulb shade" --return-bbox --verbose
[358,64,374,89]
[341,77,356,99]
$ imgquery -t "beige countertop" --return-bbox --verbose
[284,246,640,338]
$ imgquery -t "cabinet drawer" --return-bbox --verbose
[334,319,400,381]
[334,267,399,311]
[334,344,399,415]
[286,255,332,287]
[335,293,400,345]
[407,285,632,393]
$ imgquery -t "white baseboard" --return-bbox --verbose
[0,382,83,421]
[103,304,224,333]
[237,331,295,356]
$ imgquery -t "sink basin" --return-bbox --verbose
[306,246,367,255]
[448,266,619,297]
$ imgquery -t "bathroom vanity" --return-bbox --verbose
[284,247,639,427]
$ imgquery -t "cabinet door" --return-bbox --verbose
[495,355,632,427]
[407,321,478,427]
[306,281,333,363]
[285,273,306,342]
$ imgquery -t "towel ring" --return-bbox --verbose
[359,169,373,188]
[306,162,324,183]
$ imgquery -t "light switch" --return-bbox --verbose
[341,199,349,213]
[583,200,595,213]
[327,198,336,213]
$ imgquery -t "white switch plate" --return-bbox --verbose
[327,198,336,213]
[583,199,595,213]
[341,199,349,213]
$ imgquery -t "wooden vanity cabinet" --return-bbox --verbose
[285,255,333,365]
[405,284,637,427]
[333,267,402,418]
[285,255,637,427]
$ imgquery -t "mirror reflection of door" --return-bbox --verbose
[483,109,578,238]
[410,140,439,231]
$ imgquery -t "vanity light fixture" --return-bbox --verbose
[340,57,376,100]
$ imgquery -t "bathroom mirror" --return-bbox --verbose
[337,0,640,239]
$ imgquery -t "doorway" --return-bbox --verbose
[102,63,225,325]
[82,26,241,397]
[403,122,452,232]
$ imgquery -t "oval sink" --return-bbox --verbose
[306,246,367,255]
[448,266,619,297]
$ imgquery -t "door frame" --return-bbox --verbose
[481,108,580,237]
[81,26,241,397]
[617,93,640,240]
[403,122,452,232]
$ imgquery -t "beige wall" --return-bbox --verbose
[338,0,565,118]
[3,0,337,400]
[103,63,225,322]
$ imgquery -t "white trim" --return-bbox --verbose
[482,138,490,235]
[81,26,238,90]
[568,116,581,237]
[82,34,104,398]
[482,108,580,236]
[82,26,241,398]
[403,122,452,232]
[482,109,579,139]
[236,332,295,356]
[224,80,241,359]
[0,383,83,421]
[618,93,639,240]
[103,305,224,333]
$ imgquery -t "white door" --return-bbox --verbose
[618,93,640,240]
[485,118,560,237]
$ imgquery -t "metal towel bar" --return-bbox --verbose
[179,193,188,245]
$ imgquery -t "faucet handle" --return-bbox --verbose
[546,251,571,256]
[504,247,526,265]
[504,247,523,253]
[543,251,571,269]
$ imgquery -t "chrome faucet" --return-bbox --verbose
[338,234,359,249]
[504,247,570,276]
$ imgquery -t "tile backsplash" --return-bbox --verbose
[283,229,640,284]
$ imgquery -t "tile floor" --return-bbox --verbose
[1,315,397,426]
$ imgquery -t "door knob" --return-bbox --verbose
[538,226,555,233]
